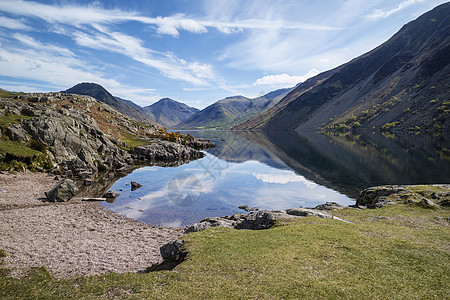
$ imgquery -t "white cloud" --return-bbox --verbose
[367,0,426,19]
[72,27,213,85]
[154,14,207,37]
[253,69,320,87]
[0,0,205,37]
[12,33,75,57]
[0,0,340,38]
[0,16,31,30]
[0,46,119,88]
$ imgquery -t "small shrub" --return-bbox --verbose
[29,140,47,152]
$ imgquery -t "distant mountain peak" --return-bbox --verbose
[64,83,155,124]
[176,87,292,130]
[142,97,199,128]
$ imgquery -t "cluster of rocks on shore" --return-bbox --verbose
[0,94,215,182]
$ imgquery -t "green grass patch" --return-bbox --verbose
[118,132,149,150]
[0,89,15,99]
[0,204,448,299]
[0,139,40,158]
[0,115,33,130]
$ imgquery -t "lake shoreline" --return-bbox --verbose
[0,171,183,278]
[1,171,448,279]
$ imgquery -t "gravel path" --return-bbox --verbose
[0,172,182,278]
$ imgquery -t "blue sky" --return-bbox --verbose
[0,0,447,108]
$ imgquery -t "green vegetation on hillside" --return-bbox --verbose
[1,203,448,299]
[0,115,52,172]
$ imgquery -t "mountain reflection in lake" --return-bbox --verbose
[101,131,450,227]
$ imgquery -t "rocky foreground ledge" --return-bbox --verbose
[157,184,450,268]
[183,184,450,234]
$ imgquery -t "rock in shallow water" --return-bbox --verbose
[130,181,142,191]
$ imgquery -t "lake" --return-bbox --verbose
[101,131,450,227]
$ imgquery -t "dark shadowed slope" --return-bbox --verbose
[236,3,450,134]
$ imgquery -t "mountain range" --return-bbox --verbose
[236,3,450,134]
[63,4,449,134]
[64,83,199,128]
[176,88,292,130]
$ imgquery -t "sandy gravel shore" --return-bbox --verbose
[0,172,182,278]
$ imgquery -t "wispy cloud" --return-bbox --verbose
[73,26,213,85]
[0,0,208,37]
[0,46,119,89]
[367,0,426,19]
[12,33,75,57]
[0,0,340,37]
[0,16,31,30]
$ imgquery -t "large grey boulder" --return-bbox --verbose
[314,202,345,210]
[160,240,185,261]
[45,179,78,202]
[356,185,407,208]
[184,217,236,233]
[6,124,29,141]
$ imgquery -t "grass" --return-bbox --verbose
[0,115,34,130]
[119,131,149,150]
[0,139,40,158]
[0,115,53,171]
[1,203,448,299]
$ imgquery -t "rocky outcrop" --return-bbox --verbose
[356,184,450,208]
[132,141,205,161]
[186,138,216,150]
[0,95,214,179]
[185,208,349,233]
[45,179,78,202]
[314,202,345,210]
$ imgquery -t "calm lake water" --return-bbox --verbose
[101,131,450,227]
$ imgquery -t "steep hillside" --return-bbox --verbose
[115,96,152,119]
[178,88,291,130]
[236,3,450,134]
[143,98,199,128]
[64,83,155,124]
